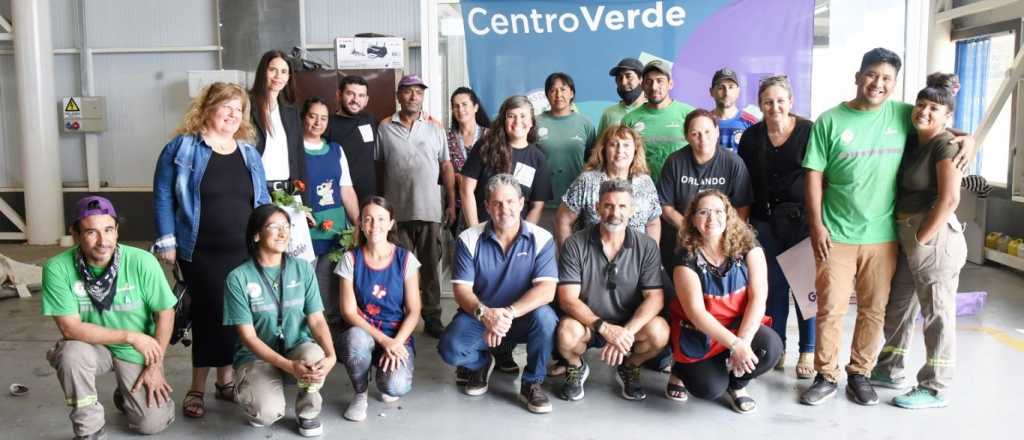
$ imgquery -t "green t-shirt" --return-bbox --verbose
[41,245,177,365]
[223,256,323,368]
[622,101,695,179]
[803,100,913,244]
[897,131,958,214]
[597,99,646,139]
[536,111,596,207]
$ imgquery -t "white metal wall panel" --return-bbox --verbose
[91,52,218,187]
[50,0,82,50]
[0,54,84,187]
[305,0,420,44]
[85,0,216,48]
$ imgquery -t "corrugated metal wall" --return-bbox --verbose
[0,0,421,189]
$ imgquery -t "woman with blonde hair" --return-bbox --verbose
[554,124,661,247]
[153,81,270,418]
[665,190,781,413]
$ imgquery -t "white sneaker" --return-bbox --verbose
[343,392,368,422]
[380,392,400,403]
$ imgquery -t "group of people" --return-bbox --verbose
[40,46,972,439]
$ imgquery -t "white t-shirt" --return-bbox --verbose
[304,140,354,187]
[262,106,291,181]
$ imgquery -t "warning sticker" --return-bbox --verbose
[64,98,80,112]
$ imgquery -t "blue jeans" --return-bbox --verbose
[754,220,815,353]
[438,306,557,384]
[339,327,414,396]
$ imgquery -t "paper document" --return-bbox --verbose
[776,238,817,319]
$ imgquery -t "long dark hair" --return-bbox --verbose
[479,95,537,173]
[246,204,290,258]
[356,196,396,247]
[450,87,490,131]
[301,97,328,118]
[249,50,296,135]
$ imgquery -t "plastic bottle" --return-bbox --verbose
[986,232,1003,249]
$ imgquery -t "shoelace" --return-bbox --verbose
[622,365,640,383]
[566,366,584,383]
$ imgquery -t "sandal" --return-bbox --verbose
[182,391,205,418]
[665,380,689,402]
[727,388,757,414]
[795,352,815,380]
[774,351,786,371]
[214,381,236,402]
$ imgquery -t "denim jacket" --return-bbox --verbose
[153,134,270,261]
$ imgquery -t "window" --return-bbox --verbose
[955,32,1016,186]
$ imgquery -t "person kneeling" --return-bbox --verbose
[556,179,669,401]
[43,196,177,439]
[337,196,421,421]
[223,205,337,437]
[666,190,782,413]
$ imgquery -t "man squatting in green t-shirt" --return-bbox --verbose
[799,48,975,407]
[42,196,177,439]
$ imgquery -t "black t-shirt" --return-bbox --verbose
[460,142,554,222]
[737,118,812,221]
[657,146,754,213]
[326,112,380,202]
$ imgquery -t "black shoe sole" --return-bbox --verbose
[799,386,837,405]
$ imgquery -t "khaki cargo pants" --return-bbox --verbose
[235,342,325,426]
[47,340,175,437]
[874,213,967,395]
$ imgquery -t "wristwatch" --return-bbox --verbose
[474,305,486,321]
[591,318,605,333]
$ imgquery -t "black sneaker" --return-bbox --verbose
[846,373,879,406]
[493,346,520,375]
[74,427,106,440]
[455,366,472,386]
[298,416,323,437]
[112,388,126,414]
[424,319,445,339]
[463,354,495,396]
[518,381,552,414]
[615,364,647,401]
[559,362,590,401]
[800,374,838,405]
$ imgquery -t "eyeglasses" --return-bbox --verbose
[605,262,618,293]
[694,208,726,218]
[263,222,292,234]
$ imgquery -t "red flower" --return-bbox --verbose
[366,304,381,316]
[320,219,335,231]
[292,179,306,193]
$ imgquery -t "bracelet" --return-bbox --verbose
[592,318,605,334]
[507,305,517,319]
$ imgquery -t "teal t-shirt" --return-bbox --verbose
[803,100,913,244]
[622,101,695,179]
[41,245,177,365]
[223,256,324,368]
[536,111,596,207]
[596,99,646,139]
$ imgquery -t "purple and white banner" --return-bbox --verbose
[461,0,814,121]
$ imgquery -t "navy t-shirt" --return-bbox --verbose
[460,143,554,222]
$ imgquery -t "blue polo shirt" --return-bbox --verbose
[452,221,558,308]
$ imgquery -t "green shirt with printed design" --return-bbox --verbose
[597,99,647,139]
[622,101,695,179]
[41,245,177,365]
[536,111,596,207]
[223,256,323,368]
[803,100,913,244]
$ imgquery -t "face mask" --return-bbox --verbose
[617,86,642,106]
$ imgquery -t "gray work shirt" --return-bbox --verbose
[558,225,664,324]
[378,112,450,222]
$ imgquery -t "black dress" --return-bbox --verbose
[180,148,254,368]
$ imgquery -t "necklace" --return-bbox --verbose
[700,245,725,267]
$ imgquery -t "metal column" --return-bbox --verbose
[13,0,64,244]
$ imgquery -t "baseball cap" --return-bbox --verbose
[398,74,428,89]
[73,196,117,223]
[712,68,740,87]
[609,58,644,76]
[642,60,672,79]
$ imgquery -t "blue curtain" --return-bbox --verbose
[954,37,990,172]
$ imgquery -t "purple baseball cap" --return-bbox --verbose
[73,195,117,223]
[398,74,428,89]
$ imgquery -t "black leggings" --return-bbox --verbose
[671,325,783,400]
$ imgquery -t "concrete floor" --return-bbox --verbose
[1,242,1021,439]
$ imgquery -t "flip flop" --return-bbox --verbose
[728,389,757,414]
[665,381,689,402]
[796,352,815,380]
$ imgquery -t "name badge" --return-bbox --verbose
[513,162,536,188]
[358,124,374,143]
